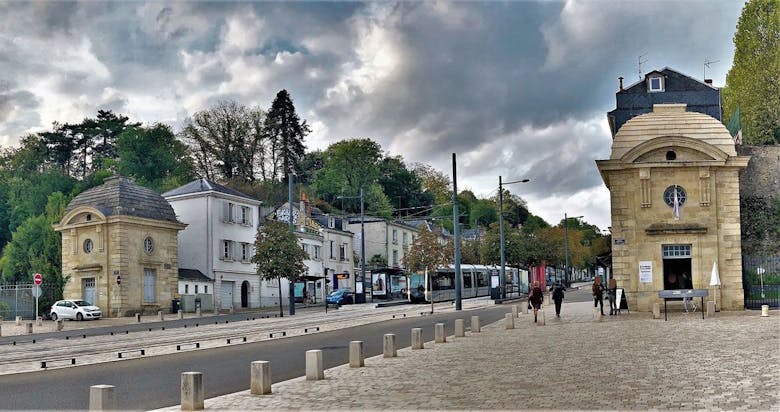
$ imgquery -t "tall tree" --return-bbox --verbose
[312,139,383,213]
[402,226,451,275]
[378,155,433,217]
[263,90,310,181]
[723,0,780,145]
[252,221,308,317]
[116,124,194,192]
[412,163,452,206]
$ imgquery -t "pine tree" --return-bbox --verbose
[264,90,310,181]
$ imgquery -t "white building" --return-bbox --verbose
[163,179,264,310]
[347,218,419,269]
[312,211,354,291]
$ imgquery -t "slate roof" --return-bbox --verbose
[178,268,212,282]
[65,176,178,222]
[162,178,257,202]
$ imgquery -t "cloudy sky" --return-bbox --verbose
[0,0,744,230]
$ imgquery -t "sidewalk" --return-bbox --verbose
[156,301,780,411]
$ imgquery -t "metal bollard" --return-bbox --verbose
[178,310,184,320]
[454,319,465,337]
[305,350,324,380]
[26,322,33,334]
[250,361,272,395]
[505,313,515,329]
[761,305,770,317]
[89,384,116,412]
[411,328,423,350]
[512,305,519,318]
[383,334,397,358]
[537,311,546,326]
[135,313,141,323]
[349,341,364,367]
[180,372,204,411]
[706,301,716,317]
[434,323,446,343]
[471,316,481,333]
[158,311,164,321]
[652,303,661,320]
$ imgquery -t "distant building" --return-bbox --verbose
[607,67,722,138]
[54,176,186,317]
[311,209,354,291]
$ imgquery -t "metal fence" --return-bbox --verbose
[743,255,780,309]
[0,284,60,320]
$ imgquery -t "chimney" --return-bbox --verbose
[704,79,713,85]
[618,76,624,92]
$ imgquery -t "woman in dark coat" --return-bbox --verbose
[552,283,565,318]
[529,281,544,323]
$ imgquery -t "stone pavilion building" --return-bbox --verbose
[54,176,186,317]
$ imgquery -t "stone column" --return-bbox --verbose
[383,334,397,358]
[89,384,116,412]
[512,305,519,318]
[470,316,480,333]
[434,323,446,343]
[305,350,324,381]
[349,341,364,367]
[180,372,204,411]
[411,328,423,350]
[250,361,272,395]
[454,319,465,337]
[505,313,515,329]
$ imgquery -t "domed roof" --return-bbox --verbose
[610,104,736,160]
[65,176,178,222]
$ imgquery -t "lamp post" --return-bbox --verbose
[563,213,583,287]
[499,176,530,299]
[338,188,366,304]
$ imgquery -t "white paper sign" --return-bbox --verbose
[490,275,499,288]
[616,288,624,308]
[639,261,653,283]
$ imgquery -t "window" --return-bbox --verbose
[143,269,156,303]
[463,273,473,289]
[340,243,347,261]
[392,250,398,266]
[241,243,250,262]
[222,240,233,260]
[195,285,199,294]
[476,272,489,287]
[313,245,321,260]
[330,241,335,259]
[83,239,93,253]
[663,186,687,208]
[392,229,398,244]
[185,284,189,294]
[240,206,252,225]
[648,76,664,92]
[144,237,154,254]
[665,150,677,161]
[204,285,208,294]
[223,202,235,223]
[663,245,691,258]
[402,232,408,246]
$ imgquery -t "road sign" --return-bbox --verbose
[33,273,43,285]
[32,285,42,298]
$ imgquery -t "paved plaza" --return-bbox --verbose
[150,300,779,411]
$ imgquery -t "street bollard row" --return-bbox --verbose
[88,317,489,410]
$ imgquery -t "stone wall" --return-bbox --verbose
[738,145,780,255]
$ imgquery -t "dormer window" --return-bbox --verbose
[648,76,664,92]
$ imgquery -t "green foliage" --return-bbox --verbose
[312,139,383,212]
[723,0,780,145]
[252,220,308,282]
[116,124,194,192]
[413,163,451,206]
[740,195,780,254]
[264,90,310,181]
[402,227,451,273]
[0,213,62,284]
[368,254,388,268]
[378,155,433,217]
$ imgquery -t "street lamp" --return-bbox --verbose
[499,176,530,299]
[337,188,366,304]
[563,213,584,287]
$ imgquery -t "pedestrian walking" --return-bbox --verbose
[608,277,618,315]
[529,281,544,323]
[592,275,605,315]
[552,282,565,318]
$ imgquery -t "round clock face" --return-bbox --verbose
[663,186,687,208]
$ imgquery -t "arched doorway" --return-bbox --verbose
[241,281,249,308]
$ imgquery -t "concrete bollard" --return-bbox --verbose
[505,313,515,329]
[56,319,64,331]
[250,361,272,395]
[349,341,365,367]
[593,308,602,322]
[230,307,235,314]
[512,305,519,318]
[178,310,184,320]
[411,328,423,350]
[158,311,164,321]
[135,313,141,323]
[36,316,43,327]
[706,301,716,317]
[305,350,324,380]
[16,316,21,326]
[0,324,2,336]
[26,322,33,334]
[196,308,202,317]
[545,294,551,306]
[89,384,116,412]
[434,323,446,343]
[652,303,661,319]
[383,334,397,358]
[524,301,530,314]
[537,311,546,326]
[471,316,481,333]
[180,372,204,411]
[454,319,465,337]
[761,305,770,317]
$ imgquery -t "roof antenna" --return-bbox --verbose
[637,53,648,80]
[704,57,719,82]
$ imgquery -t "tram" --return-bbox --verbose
[408,264,528,303]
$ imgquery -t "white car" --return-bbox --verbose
[50,299,102,321]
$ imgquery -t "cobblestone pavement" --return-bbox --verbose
[155,301,780,411]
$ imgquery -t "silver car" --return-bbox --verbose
[50,299,102,321]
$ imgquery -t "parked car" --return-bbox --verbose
[326,289,354,305]
[50,299,102,321]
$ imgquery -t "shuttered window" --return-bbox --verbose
[143,269,156,303]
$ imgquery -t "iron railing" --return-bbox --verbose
[743,255,780,309]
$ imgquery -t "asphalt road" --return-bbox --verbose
[0,305,510,410]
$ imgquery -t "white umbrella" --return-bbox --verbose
[710,261,721,312]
